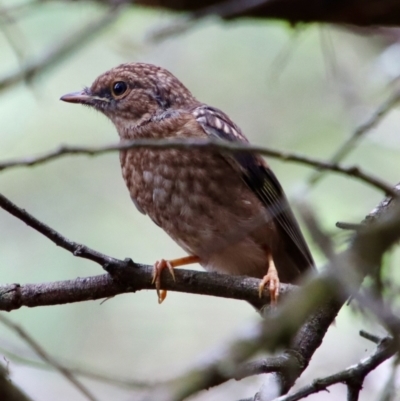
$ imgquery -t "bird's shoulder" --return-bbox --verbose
[190,104,249,144]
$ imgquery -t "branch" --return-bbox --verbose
[1,180,400,401]
[0,314,99,401]
[307,89,400,187]
[0,138,395,195]
[0,270,294,311]
[0,5,121,93]
[0,191,291,310]
[274,335,396,401]
[0,344,151,389]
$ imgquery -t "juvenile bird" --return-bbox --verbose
[61,63,314,304]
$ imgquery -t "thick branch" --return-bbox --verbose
[0,270,294,311]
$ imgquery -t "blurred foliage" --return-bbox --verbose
[0,2,400,400]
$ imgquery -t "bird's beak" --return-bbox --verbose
[60,90,108,105]
[60,90,92,104]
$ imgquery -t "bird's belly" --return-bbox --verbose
[122,149,273,277]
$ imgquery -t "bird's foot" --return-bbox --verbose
[152,255,200,304]
[152,259,175,304]
[259,262,280,306]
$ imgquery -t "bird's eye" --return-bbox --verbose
[111,81,128,97]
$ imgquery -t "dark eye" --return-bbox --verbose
[111,81,128,97]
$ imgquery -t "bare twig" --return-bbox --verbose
[336,221,362,230]
[0,5,29,69]
[274,336,396,401]
[307,89,400,187]
[0,314,99,401]
[359,330,382,344]
[0,192,122,267]
[0,138,395,195]
[0,345,151,389]
[0,5,121,92]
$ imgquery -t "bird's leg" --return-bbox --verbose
[152,255,200,304]
[259,254,280,305]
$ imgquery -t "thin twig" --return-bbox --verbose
[359,330,382,344]
[307,89,400,187]
[336,221,362,230]
[0,138,395,195]
[0,345,151,389]
[0,4,29,69]
[0,314,100,401]
[274,336,396,401]
[0,5,121,92]
[0,192,122,267]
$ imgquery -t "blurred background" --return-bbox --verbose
[0,1,400,400]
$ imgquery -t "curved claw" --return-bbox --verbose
[152,259,176,304]
[259,271,280,306]
[151,255,200,304]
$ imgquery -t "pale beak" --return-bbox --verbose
[60,90,94,104]
[60,89,110,106]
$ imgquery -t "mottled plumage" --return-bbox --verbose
[61,63,314,303]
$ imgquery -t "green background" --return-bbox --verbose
[0,3,399,400]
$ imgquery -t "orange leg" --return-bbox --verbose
[152,255,200,304]
[259,254,280,305]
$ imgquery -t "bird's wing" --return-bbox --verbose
[193,105,314,274]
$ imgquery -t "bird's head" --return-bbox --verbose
[60,63,197,129]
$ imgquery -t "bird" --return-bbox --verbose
[60,62,314,305]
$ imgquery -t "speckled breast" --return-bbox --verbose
[120,146,270,261]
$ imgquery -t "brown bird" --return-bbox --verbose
[61,63,314,305]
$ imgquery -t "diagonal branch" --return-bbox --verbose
[274,335,396,401]
[0,192,122,267]
[0,314,100,401]
[0,5,121,93]
[307,89,400,187]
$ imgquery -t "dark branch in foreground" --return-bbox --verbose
[0,138,395,195]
